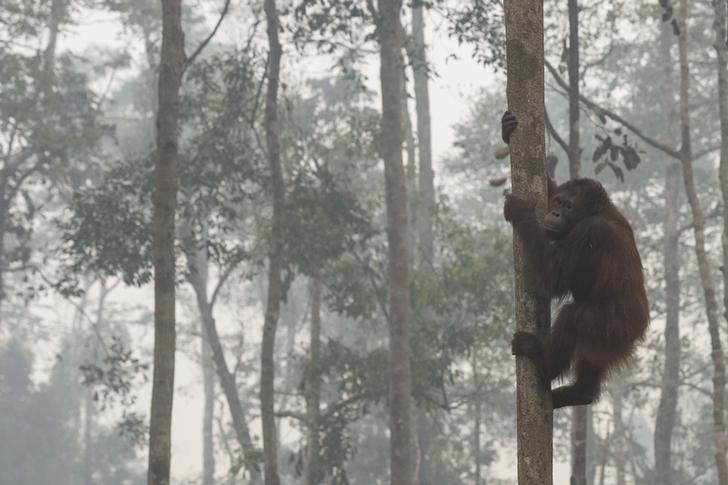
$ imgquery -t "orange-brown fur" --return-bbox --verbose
[505,178,649,409]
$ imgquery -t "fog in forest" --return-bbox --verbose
[1,1,725,484]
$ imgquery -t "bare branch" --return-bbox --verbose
[545,60,682,160]
[183,0,232,75]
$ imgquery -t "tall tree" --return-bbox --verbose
[304,275,323,485]
[377,0,415,483]
[714,7,728,473]
[261,0,285,483]
[147,0,185,484]
[410,3,435,483]
[565,3,590,484]
[566,0,580,180]
[677,2,728,483]
[183,231,261,483]
[654,20,682,485]
[503,1,552,484]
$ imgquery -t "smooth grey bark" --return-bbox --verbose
[403,83,418,270]
[654,22,682,485]
[377,1,415,483]
[678,3,728,483]
[412,1,435,269]
[304,276,323,485]
[185,254,261,483]
[566,0,580,180]
[190,223,216,485]
[410,5,435,482]
[714,6,728,477]
[201,322,215,485]
[147,0,184,483]
[566,3,589,482]
[504,1,553,484]
[571,407,588,485]
[612,379,626,485]
[262,0,285,483]
[472,354,483,485]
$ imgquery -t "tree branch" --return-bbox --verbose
[182,0,232,75]
[544,108,569,158]
[545,59,682,160]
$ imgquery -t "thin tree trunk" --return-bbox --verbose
[410,5,435,482]
[597,423,610,485]
[566,0,580,179]
[714,1,728,459]
[43,0,66,77]
[83,385,95,485]
[403,80,418,270]
[304,275,323,485]
[566,5,590,480]
[190,223,217,485]
[472,354,483,485]
[612,379,626,485]
[412,1,435,269]
[654,21,682,485]
[377,1,415,484]
[571,408,588,485]
[187,266,262,482]
[262,0,285,483]
[147,1,184,484]
[201,324,215,485]
[678,3,728,484]
[504,1,553,484]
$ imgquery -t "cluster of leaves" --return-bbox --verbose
[411,216,514,403]
[286,170,376,276]
[592,128,642,182]
[79,335,149,410]
[291,406,358,485]
[446,0,506,69]
[292,0,376,52]
[60,157,154,287]
[61,51,267,288]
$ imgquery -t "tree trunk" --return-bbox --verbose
[411,5,435,482]
[472,354,483,485]
[678,2,728,483]
[147,1,184,484]
[304,275,323,485]
[201,324,215,485]
[262,0,285,483]
[191,223,216,485]
[504,1,553,484]
[42,0,67,77]
[182,230,262,482]
[412,1,435,269]
[377,1,415,484]
[566,3,589,482]
[403,78,418,270]
[566,0,580,179]
[714,0,728,457]
[654,21,682,485]
[571,407,588,485]
[189,269,261,482]
[612,379,626,485]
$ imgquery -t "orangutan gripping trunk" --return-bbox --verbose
[501,111,649,409]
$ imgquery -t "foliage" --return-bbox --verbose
[591,126,642,183]
[0,339,144,484]
[60,158,154,287]
[292,0,375,52]
[286,171,376,276]
[446,0,506,69]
